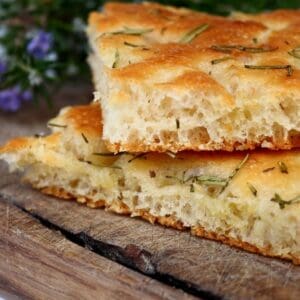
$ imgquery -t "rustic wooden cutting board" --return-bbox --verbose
[1,86,300,300]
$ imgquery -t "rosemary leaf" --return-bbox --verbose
[81,133,88,144]
[244,64,293,76]
[124,41,149,50]
[211,56,232,65]
[210,45,231,53]
[278,161,288,174]
[271,193,300,209]
[124,41,140,47]
[91,165,122,170]
[166,175,181,182]
[79,158,122,170]
[211,45,277,53]
[104,165,122,170]
[247,182,257,197]
[190,184,195,192]
[176,118,180,129]
[78,158,92,165]
[112,27,153,36]
[47,123,67,128]
[93,152,124,157]
[288,47,300,59]
[263,167,275,173]
[179,24,209,43]
[112,49,120,69]
[128,153,147,163]
[220,153,249,194]
[195,175,227,187]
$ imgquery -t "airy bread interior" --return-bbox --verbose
[1,103,300,264]
[87,2,300,152]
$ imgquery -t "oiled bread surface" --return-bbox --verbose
[88,2,300,152]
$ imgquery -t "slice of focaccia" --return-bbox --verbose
[1,103,300,264]
[87,2,300,153]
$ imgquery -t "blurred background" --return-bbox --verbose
[0,0,299,113]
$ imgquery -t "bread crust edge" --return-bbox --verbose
[104,136,299,153]
[38,185,300,265]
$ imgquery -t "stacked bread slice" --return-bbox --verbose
[1,2,300,264]
[88,2,300,152]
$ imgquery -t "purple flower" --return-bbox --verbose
[27,30,53,60]
[0,87,32,112]
[21,90,33,102]
[0,87,22,112]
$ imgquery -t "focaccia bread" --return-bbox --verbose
[88,2,300,153]
[1,103,300,264]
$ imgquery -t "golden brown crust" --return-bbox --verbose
[190,227,299,265]
[0,133,61,154]
[64,103,102,137]
[0,137,32,154]
[89,2,300,83]
[38,184,300,265]
[41,186,74,200]
[105,135,299,153]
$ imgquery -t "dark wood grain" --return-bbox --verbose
[1,86,300,300]
[0,199,195,300]
[1,174,300,300]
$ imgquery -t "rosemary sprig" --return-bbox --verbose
[47,123,67,128]
[244,64,293,76]
[104,165,122,170]
[165,154,249,193]
[288,47,300,59]
[263,167,275,173]
[93,151,146,163]
[247,182,257,196]
[128,153,147,163]
[211,45,277,53]
[271,193,300,209]
[93,152,126,157]
[166,175,182,182]
[211,56,233,65]
[123,41,149,50]
[166,173,226,187]
[219,153,249,194]
[278,161,288,174]
[179,24,209,43]
[124,41,140,47]
[112,49,120,69]
[112,27,153,36]
[78,158,122,170]
[81,133,88,144]
[195,175,227,187]
[190,184,195,192]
